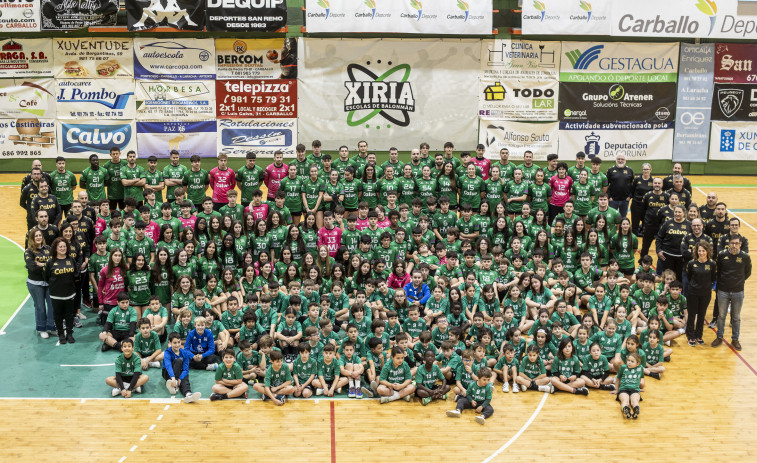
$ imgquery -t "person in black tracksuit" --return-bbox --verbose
[713,238,751,351]
[655,206,691,282]
[630,164,654,235]
[639,178,668,258]
[44,237,78,344]
[685,241,716,345]
[705,203,731,327]
[680,218,713,294]
[716,218,750,255]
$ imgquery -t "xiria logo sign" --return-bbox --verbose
[62,123,132,154]
[344,62,415,127]
[617,0,718,36]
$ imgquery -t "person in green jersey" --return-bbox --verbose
[80,154,109,202]
[415,349,449,405]
[505,169,529,215]
[134,317,163,370]
[210,348,249,401]
[162,150,188,202]
[236,152,265,206]
[302,164,325,219]
[50,156,77,213]
[587,193,622,230]
[550,337,589,395]
[279,164,303,219]
[613,352,644,419]
[183,155,209,207]
[117,150,145,204]
[106,338,149,398]
[580,341,615,391]
[528,169,551,214]
[313,343,346,397]
[378,346,416,403]
[307,139,325,170]
[340,166,363,212]
[332,145,357,178]
[380,147,405,177]
[458,164,485,211]
[360,164,381,208]
[253,349,294,404]
[104,147,125,210]
[493,147,516,181]
[292,342,318,398]
[144,156,165,202]
[99,292,138,352]
[588,157,609,207]
[515,344,554,393]
[568,151,588,183]
[436,162,459,209]
[445,366,493,425]
[292,143,311,178]
[127,253,152,317]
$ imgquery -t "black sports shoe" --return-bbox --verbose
[632,406,640,419]
[73,317,83,328]
[102,343,111,352]
[66,333,75,344]
[688,339,697,347]
[210,393,224,401]
[623,406,632,419]
[648,372,661,380]
[58,335,67,345]
[575,387,589,396]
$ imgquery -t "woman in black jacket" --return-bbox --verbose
[655,205,691,282]
[25,227,54,338]
[44,237,78,344]
[685,241,717,346]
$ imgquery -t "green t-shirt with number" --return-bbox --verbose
[318,358,339,382]
[293,356,318,383]
[617,364,644,391]
[104,160,124,200]
[458,176,484,209]
[115,353,141,375]
[571,182,595,215]
[505,181,528,213]
[528,182,551,212]
[264,364,292,388]
[236,164,265,204]
[341,179,363,210]
[380,361,412,384]
[118,164,145,202]
[519,356,545,379]
[135,330,161,356]
[145,169,164,202]
[279,176,303,213]
[80,167,109,202]
[162,164,188,201]
[415,363,444,388]
[50,170,77,205]
[302,178,325,211]
[580,354,609,376]
[183,169,209,205]
[107,306,138,331]
[216,362,244,381]
[552,355,581,378]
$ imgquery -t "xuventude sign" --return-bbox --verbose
[559,82,677,123]
[206,0,287,32]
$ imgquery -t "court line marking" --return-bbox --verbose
[330,401,336,463]
[481,392,548,463]
[61,363,115,367]
[695,187,757,235]
[705,319,757,377]
[0,234,28,336]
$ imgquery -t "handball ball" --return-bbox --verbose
[267,50,279,61]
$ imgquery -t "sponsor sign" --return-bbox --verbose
[478,119,558,160]
[612,0,757,39]
[216,38,296,80]
[215,79,295,118]
[559,121,674,160]
[126,0,205,31]
[522,0,611,36]
[306,0,492,35]
[0,38,53,78]
[0,118,56,158]
[53,38,133,79]
[0,78,56,118]
[206,0,287,32]
[479,80,558,121]
[711,84,757,120]
[133,38,215,80]
[560,42,679,83]
[41,0,119,30]
[559,82,677,122]
[58,120,137,155]
[298,38,479,150]
[480,39,561,81]
[673,43,715,162]
[56,79,135,120]
[136,120,217,158]
[710,120,757,160]
[217,118,296,157]
[714,43,757,83]
[136,80,215,120]
[0,0,41,31]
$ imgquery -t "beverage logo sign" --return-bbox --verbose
[53,38,133,79]
[0,0,41,31]
[0,118,56,158]
[41,0,119,30]
[206,0,287,32]
[0,78,56,118]
[479,80,558,121]
[710,120,757,160]
[126,0,205,31]
[344,62,415,127]
[57,79,136,120]
[560,42,679,83]
[134,38,215,80]
[136,120,217,158]
[136,80,215,120]
[217,118,297,157]
[59,120,136,155]
[0,38,53,78]
[216,38,296,80]
[559,82,677,122]
[216,79,295,118]
[715,43,757,83]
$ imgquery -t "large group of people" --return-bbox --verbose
[19,140,750,421]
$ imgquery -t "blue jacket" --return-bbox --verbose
[403,282,430,305]
[185,328,216,358]
[163,347,192,380]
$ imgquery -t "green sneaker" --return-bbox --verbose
[422,397,431,406]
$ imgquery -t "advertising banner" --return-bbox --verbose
[0,38,53,78]
[53,38,133,79]
[41,0,119,30]
[298,38,479,150]
[0,78,56,119]
[612,0,757,40]
[478,119,558,161]
[217,118,296,157]
[305,0,492,35]
[714,43,756,83]
[126,0,205,31]
[710,120,757,160]
[58,120,137,155]
[711,84,757,120]
[56,79,135,120]
[673,43,715,162]
[133,38,215,80]
[0,118,56,158]
[0,0,41,32]
[216,38,297,80]
[136,80,215,120]
[522,0,611,36]
[136,120,217,158]
[560,42,679,83]
[480,39,561,81]
[216,79,295,118]
[559,82,677,123]
[479,79,558,121]
[206,0,286,32]
[559,121,674,161]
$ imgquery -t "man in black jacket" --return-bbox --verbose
[712,236,752,351]
[606,154,634,219]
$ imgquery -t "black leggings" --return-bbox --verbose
[630,203,644,234]
[163,359,192,396]
[686,291,711,340]
[456,396,494,418]
[639,224,659,257]
[189,354,219,370]
[658,253,684,282]
[52,296,75,335]
[109,198,125,211]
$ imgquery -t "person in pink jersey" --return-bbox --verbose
[244,189,269,221]
[178,201,197,232]
[209,153,236,211]
[317,211,343,257]
[97,248,127,325]
[548,161,573,223]
[472,144,492,181]
[264,150,288,201]
[138,205,160,244]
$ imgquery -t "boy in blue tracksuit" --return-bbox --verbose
[185,316,219,371]
[404,271,431,308]
[163,332,202,403]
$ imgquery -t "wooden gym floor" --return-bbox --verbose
[1,174,756,462]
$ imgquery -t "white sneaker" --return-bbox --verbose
[446,409,461,418]
[169,387,178,395]
[124,383,130,390]
[502,382,509,393]
[39,331,49,339]
[77,312,87,320]
[135,386,142,394]
[549,383,555,394]
[112,388,121,397]
[665,340,671,346]
[206,363,218,371]
[184,392,201,403]
[149,361,161,368]
[475,415,486,425]
[316,388,324,396]
[380,396,391,404]
[513,383,520,393]
[402,394,411,402]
